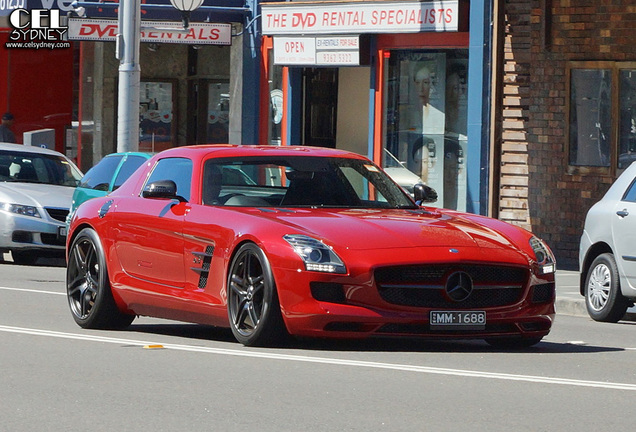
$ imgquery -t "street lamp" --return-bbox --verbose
[117,0,205,153]
[169,0,205,29]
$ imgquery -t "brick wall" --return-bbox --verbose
[498,0,636,269]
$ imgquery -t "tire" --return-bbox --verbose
[66,228,135,329]
[585,253,630,323]
[11,250,38,266]
[227,243,287,346]
[485,337,543,349]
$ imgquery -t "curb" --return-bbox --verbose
[556,297,636,322]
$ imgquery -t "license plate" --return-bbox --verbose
[430,311,486,330]
[58,226,67,238]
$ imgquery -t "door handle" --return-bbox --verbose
[616,209,629,218]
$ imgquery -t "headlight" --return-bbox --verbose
[283,234,346,274]
[0,202,41,218]
[530,236,555,274]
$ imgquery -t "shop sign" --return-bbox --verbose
[262,0,458,35]
[67,18,232,45]
[274,36,360,66]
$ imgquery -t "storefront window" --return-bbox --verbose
[139,81,175,153]
[383,50,468,210]
[268,54,284,145]
[567,62,636,173]
[619,69,636,170]
[207,81,230,143]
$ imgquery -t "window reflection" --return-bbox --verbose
[569,69,612,167]
[383,50,468,210]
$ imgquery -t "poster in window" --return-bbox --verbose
[139,81,174,152]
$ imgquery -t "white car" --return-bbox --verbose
[382,148,426,196]
[0,142,82,265]
[579,161,636,321]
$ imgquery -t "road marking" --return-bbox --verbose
[0,286,65,296]
[1,324,636,391]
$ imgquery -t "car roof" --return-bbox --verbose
[0,142,68,157]
[153,145,369,160]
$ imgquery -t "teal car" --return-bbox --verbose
[67,152,152,225]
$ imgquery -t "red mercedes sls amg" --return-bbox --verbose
[66,145,556,347]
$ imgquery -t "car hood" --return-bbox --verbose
[249,208,521,252]
[0,182,75,208]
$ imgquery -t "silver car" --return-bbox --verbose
[579,161,636,322]
[0,143,83,265]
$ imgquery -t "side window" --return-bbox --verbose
[113,155,147,190]
[623,178,636,203]
[145,157,193,202]
[79,156,123,191]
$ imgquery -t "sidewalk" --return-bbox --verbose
[556,269,636,321]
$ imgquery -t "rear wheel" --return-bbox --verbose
[227,243,287,346]
[585,253,630,322]
[66,228,135,329]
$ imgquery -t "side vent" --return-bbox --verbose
[191,245,215,289]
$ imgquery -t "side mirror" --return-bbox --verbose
[413,183,438,204]
[142,180,181,200]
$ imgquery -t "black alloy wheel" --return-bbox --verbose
[66,228,134,329]
[227,243,287,346]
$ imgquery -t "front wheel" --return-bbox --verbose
[66,228,135,329]
[227,243,287,346]
[585,253,630,323]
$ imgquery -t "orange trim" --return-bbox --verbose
[373,48,385,166]
[259,36,273,145]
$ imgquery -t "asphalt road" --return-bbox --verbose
[1,261,635,431]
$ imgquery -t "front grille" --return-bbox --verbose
[12,231,33,243]
[531,283,555,303]
[45,207,69,222]
[375,264,528,309]
[310,282,346,304]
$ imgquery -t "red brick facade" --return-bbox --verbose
[496,0,636,269]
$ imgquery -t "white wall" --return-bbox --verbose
[336,67,370,157]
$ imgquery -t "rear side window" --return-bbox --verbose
[113,155,147,190]
[622,178,636,203]
[145,157,192,202]
[79,156,123,191]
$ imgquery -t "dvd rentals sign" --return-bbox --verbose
[67,18,232,45]
[262,0,459,35]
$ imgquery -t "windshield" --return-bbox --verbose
[0,149,82,187]
[202,156,417,209]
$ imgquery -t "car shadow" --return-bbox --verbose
[0,254,66,267]
[126,323,624,354]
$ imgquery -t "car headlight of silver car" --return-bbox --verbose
[283,234,346,274]
[0,202,42,218]
[529,236,555,274]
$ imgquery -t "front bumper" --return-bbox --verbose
[274,264,555,341]
[0,209,68,253]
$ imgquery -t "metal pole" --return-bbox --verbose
[117,0,141,152]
